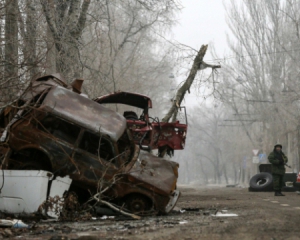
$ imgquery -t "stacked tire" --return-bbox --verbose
[249,172,273,191]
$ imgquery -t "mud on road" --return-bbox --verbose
[5,185,300,240]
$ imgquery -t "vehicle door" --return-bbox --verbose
[35,114,81,173]
[71,130,119,187]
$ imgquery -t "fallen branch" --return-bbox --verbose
[93,195,141,220]
[162,44,221,123]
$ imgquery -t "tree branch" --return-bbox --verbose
[162,44,221,122]
[68,0,81,31]
[72,0,90,39]
[40,0,59,40]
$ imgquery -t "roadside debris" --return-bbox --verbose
[285,181,293,187]
[0,74,180,218]
[0,204,238,238]
[226,184,239,188]
[212,210,238,217]
[0,170,71,218]
[0,219,29,228]
[249,163,300,192]
[99,215,115,220]
[179,220,188,224]
[180,207,201,212]
[175,207,238,218]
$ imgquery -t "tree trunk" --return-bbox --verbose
[4,0,18,101]
[233,164,237,184]
[45,26,57,74]
[25,0,38,80]
[297,125,300,172]
[238,166,242,184]
[199,158,208,184]
[44,0,56,74]
[223,164,229,184]
[41,0,90,80]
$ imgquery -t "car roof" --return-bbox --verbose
[94,91,152,110]
[41,86,127,142]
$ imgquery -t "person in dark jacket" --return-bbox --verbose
[268,144,288,196]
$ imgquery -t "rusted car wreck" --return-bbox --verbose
[0,74,180,215]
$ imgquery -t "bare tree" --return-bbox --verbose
[213,0,300,171]
[4,0,18,101]
[40,0,91,79]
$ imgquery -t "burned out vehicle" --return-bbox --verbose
[94,92,187,157]
[0,74,180,214]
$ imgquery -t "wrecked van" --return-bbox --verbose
[0,74,180,214]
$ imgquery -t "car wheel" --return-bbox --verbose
[249,172,273,190]
[125,194,152,214]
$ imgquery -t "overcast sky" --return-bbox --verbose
[171,0,229,106]
[173,0,229,59]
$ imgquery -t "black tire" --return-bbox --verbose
[125,194,152,214]
[282,186,297,192]
[249,172,273,190]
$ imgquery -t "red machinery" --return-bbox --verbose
[94,92,187,157]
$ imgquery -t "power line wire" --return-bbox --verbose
[206,47,300,63]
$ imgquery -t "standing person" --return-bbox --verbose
[268,144,288,196]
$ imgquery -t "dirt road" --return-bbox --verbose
[6,185,300,239]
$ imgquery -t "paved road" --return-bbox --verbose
[7,186,300,239]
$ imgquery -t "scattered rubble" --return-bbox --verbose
[0,205,231,239]
[0,219,28,228]
[0,170,71,218]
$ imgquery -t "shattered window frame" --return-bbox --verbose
[77,130,116,164]
[37,114,81,145]
[117,129,135,166]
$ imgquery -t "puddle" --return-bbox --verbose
[271,201,279,203]
[280,204,289,207]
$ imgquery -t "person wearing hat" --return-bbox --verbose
[268,144,288,196]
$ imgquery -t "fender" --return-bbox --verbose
[11,144,53,170]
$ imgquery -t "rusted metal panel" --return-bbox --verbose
[126,121,187,151]
[94,91,153,109]
[21,75,68,102]
[34,73,67,85]
[42,86,127,142]
[152,122,187,150]
[127,150,178,195]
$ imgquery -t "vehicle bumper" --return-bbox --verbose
[165,190,181,213]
